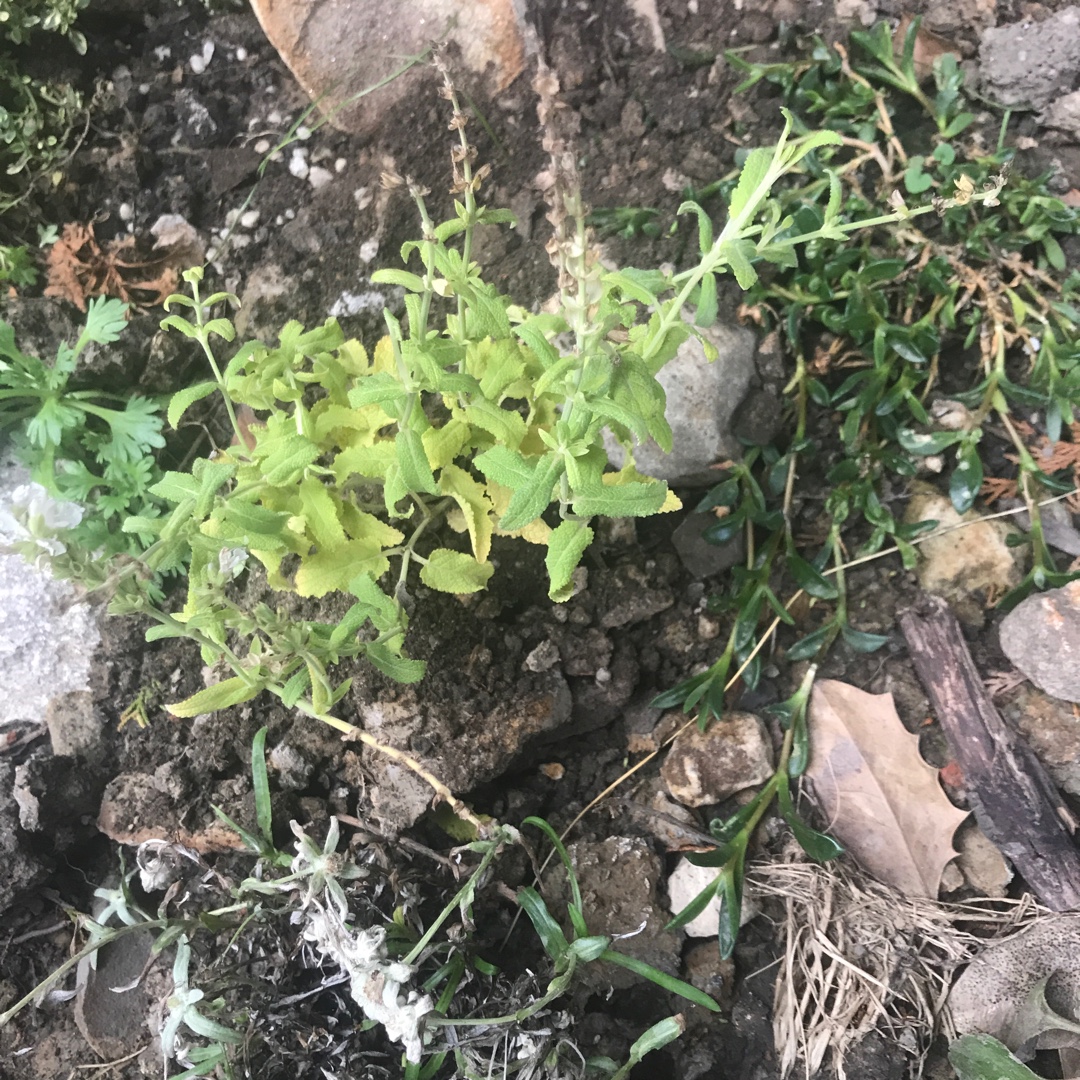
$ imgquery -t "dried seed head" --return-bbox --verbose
[380,170,405,190]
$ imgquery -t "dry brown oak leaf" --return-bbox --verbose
[806,679,968,898]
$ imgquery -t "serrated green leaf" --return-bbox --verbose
[83,296,129,345]
[167,381,219,429]
[365,642,426,683]
[728,147,772,222]
[464,399,527,449]
[440,463,494,563]
[294,538,389,598]
[256,433,321,485]
[370,268,427,292]
[395,427,437,494]
[545,520,594,601]
[298,475,346,550]
[420,548,494,593]
[498,452,563,531]
[166,676,262,717]
[571,479,668,518]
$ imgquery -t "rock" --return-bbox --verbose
[248,0,525,137]
[666,857,760,938]
[999,581,1080,703]
[45,690,103,763]
[950,915,1080,1049]
[0,465,102,729]
[1044,89,1080,141]
[1000,684,1080,795]
[554,837,680,990]
[684,941,735,1005]
[98,773,248,853]
[732,387,783,447]
[924,0,996,38]
[904,482,1026,627]
[75,926,157,1060]
[979,7,1080,111]
[672,513,745,579]
[954,820,1012,897]
[353,670,573,831]
[0,760,49,912]
[604,315,756,486]
[661,711,774,808]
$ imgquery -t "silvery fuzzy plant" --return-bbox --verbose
[5,69,1006,742]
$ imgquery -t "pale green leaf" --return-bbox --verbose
[167,381,219,429]
[366,642,426,683]
[572,480,668,518]
[545,520,593,602]
[298,476,346,550]
[465,399,527,449]
[474,444,536,490]
[166,676,262,718]
[395,428,437,494]
[294,539,389,598]
[727,147,772,222]
[440,463,494,563]
[420,548,494,593]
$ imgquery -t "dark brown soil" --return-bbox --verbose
[3,0,1080,1078]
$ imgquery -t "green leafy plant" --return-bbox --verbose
[0,296,167,558]
[0,727,712,1077]
[0,242,37,286]
[665,667,842,958]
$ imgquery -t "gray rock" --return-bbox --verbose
[0,760,49,911]
[999,581,1080,704]
[605,315,756,486]
[1044,88,1080,141]
[979,8,1080,110]
[672,513,745,579]
[0,464,102,729]
[1001,684,1080,797]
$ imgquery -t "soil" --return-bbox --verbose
[3,0,1080,1078]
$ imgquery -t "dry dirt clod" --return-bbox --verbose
[661,710,774,808]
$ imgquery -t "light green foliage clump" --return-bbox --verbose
[104,105,855,724]
[0,297,167,558]
[0,0,87,208]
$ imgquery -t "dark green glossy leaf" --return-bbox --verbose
[777,777,842,861]
[840,623,889,652]
[787,553,839,599]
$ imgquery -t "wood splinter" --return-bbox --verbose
[899,592,1080,911]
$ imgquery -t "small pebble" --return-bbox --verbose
[284,208,296,220]
[296,125,312,141]
[224,208,240,228]
[189,41,215,75]
[253,138,271,154]
[267,109,282,125]
[353,186,373,210]
[239,209,260,229]
[335,157,347,173]
[274,214,285,226]
[138,83,150,95]
[358,239,379,263]
[118,202,133,222]
[307,165,333,189]
[268,151,283,163]
[235,46,248,62]
[288,148,309,179]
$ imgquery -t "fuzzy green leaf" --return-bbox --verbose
[294,539,389,598]
[571,480,668,519]
[298,475,346,550]
[167,676,262,718]
[365,642,426,683]
[464,399,526,449]
[370,268,427,292]
[545,520,594,601]
[727,147,772,222]
[420,548,494,593]
[498,452,563,531]
[394,428,438,494]
[167,381,219,429]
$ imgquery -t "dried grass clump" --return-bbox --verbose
[749,850,1045,1079]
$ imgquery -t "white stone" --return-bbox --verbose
[358,239,379,263]
[288,148,309,179]
[307,165,334,189]
[254,138,271,154]
[239,210,260,229]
